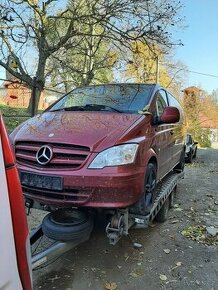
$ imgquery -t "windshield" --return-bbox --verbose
[49,84,154,113]
[186,135,192,144]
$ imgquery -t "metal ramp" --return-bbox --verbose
[106,171,184,245]
[31,171,184,267]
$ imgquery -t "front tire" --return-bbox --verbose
[130,163,157,215]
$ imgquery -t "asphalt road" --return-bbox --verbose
[30,148,218,290]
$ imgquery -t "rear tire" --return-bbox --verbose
[169,186,177,208]
[193,148,197,158]
[42,209,94,241]
[174,150,185,172]
[130,163,157,215]
[186,151,193,163]
[155,197,170,222]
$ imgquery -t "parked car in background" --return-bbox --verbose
[10,83,185,216]
[0,115,32,290]
[185,133,198,163]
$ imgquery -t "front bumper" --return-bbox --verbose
[19,165,145,209]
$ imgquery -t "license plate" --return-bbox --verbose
[20,172,63,191]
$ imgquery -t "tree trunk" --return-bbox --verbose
[28,82,43,116]
[27,50,47,115]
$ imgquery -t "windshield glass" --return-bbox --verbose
[49,84,154,113]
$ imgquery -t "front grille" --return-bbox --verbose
[15,141,90,169]
[23,185,92,204]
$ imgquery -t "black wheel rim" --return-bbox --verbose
[145,168,156,207]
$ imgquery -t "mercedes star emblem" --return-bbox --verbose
[36,145,53,165]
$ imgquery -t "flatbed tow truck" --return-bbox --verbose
[30,170,184,270]
[0,116,184,282]
[0,113,184,284]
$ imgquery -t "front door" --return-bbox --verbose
[153,90,173,179]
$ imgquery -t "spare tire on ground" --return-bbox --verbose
[42,209,94,242]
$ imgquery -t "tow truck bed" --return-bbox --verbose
[31,171,184,268]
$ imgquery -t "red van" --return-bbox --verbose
[10,84,185,215]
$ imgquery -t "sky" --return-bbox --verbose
[1,0,218,94]
[175,0,218,93]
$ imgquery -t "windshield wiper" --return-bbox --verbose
[50,106,86,112]
[85,104,122,113]
[50,104,122,113]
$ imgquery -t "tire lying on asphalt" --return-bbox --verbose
[42,209,94,241]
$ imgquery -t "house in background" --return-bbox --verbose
[0,70,60,108]
[0,80,32,107]
[199,113,218,142]
[183,86,218,143]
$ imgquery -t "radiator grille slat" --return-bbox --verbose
[15,141,90,169]
[23,185,91,203]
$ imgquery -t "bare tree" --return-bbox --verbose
[0,0,183,112]
[47,21,118,92]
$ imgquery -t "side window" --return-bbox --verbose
[159,90,169,105]
[186,135,192,144]
[156,90,168,116]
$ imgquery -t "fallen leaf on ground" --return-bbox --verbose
[174,207,183,212]
[170,261,182,271]
[129,272,140,278]
[149,223,157,228]
[159,274,168,281]
[105,282,117,290]
[195,280,201,286]
[170,219,179,224]
[129,269,144,278]
[181,225,217,245]
[124,253,129,261]
[133,242,143,248]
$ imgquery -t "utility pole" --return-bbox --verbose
[156,55,159,83]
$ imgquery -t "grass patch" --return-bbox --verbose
[0,103,31,132]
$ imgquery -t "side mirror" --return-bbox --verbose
[160,106,180,124]
[194,141,198,145]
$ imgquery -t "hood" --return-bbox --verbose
[12,111,142,151]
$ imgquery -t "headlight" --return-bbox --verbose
[88,144,139,169]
